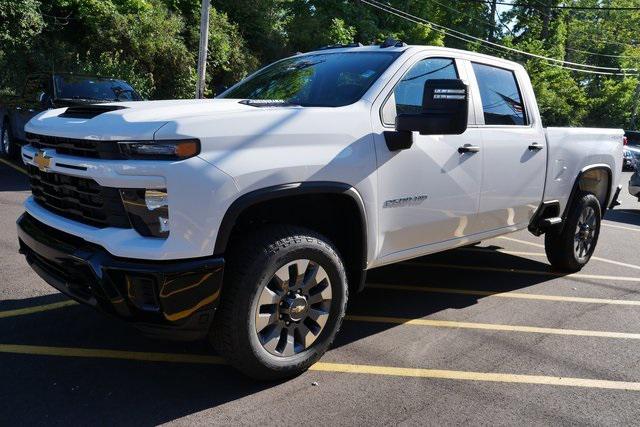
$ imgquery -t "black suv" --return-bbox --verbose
[0,73,142,158]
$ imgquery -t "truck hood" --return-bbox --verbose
[25,99,256,141]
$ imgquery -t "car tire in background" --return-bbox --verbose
[1,120,17,159]
[210,225,348,380]
[545,192,601,272]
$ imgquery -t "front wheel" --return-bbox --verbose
[545,193,601,272]
[210,225,348,380]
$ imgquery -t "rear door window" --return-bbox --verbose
[471,63,527,126]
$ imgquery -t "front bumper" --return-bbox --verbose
[17,213,224,340]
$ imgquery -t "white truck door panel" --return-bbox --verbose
[470,62,546,230]
[373,57,483,258]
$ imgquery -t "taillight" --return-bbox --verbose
[623,136,628,145]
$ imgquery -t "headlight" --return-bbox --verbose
[120,189,170,238]
[118,139,200,160]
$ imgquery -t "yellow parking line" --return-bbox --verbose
[0,300,77,319]
[463,246,640,272]
[0,158,27,175]
[497,235,545,248]
[0,344,225,364]
[603,222,640,233]
[496,236,640,271]
[404,262,640,283]
[614,210,640,218]
[345,314,640,340]
[366,283,640,306]
[2,343,640,391]
[311,362,640,391]
[461,247,545,257]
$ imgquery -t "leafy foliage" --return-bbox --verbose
[0,0,639,128]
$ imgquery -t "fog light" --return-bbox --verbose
[120,189,170,238]
[145,190,168,211]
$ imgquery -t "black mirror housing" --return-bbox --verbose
[395,79,469,136]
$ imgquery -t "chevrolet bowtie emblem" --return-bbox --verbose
[34,150,52,172]
[291,305,305,315]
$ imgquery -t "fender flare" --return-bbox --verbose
[213,181,368,270]
[563,163,613,219]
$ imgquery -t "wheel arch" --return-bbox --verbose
[564,164,612,219]
[214,182,369,292]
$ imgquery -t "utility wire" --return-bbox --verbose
[462,0,640,11]
[432,0,640,60]
[359,0,639,74]
[508,0,640,49]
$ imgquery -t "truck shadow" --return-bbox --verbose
[0,159,30,192]
[604,209,640,227]
[1,247,586,425]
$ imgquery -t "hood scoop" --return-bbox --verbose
[60,105,127,119]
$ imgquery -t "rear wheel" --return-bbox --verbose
[545,193,601,272]
[210,225,348,380]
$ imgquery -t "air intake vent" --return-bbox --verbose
[59,105,127,119]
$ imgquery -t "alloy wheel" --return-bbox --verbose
[254,259,332,357]
[574,206,597,262]
[1,128,8,156]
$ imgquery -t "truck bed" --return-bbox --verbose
[543,127,624,213]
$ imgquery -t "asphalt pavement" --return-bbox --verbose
[2,157,640,425]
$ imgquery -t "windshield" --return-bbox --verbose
[220,51,401,107]
[54,75,142,102]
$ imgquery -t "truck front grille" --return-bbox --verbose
[27,165,131,229]
[26,133,122,159]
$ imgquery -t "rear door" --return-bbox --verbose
[469,62,546,230]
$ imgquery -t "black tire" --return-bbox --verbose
[1,120,17,159]
[545,193,601,272]
[210,225,348,380]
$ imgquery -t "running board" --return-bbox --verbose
[542,217,562,227]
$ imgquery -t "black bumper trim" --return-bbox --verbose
[17,213,224,341]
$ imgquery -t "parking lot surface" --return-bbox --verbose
[2,157,640,425]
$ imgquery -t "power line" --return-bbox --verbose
[565,46,640,59]
[427,0,639,60]
[358,0,639,76]
[462,0,640,11]
[495,0,640,48]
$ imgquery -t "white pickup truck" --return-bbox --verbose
[17,44,623,379]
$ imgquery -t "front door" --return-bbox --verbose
[373,56,484,260]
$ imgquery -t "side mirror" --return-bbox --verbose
[385,79,469,151]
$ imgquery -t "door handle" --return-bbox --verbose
[458,144,480,154]
[528,142,544,151]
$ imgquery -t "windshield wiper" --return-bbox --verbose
[57,97,111,103]
[240,99,302,107]
[285,59,325,71]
